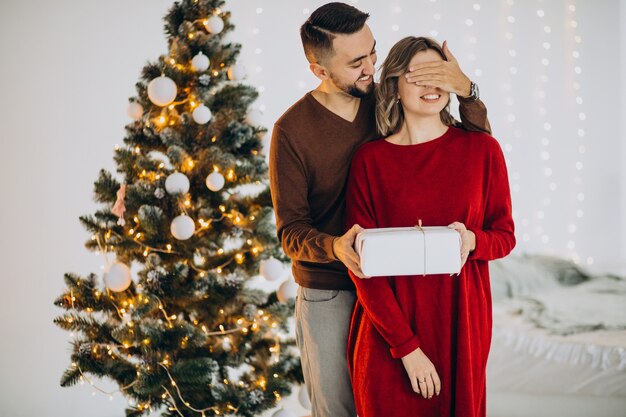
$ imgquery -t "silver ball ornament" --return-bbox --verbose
[205,172,225,192]
[298,386,311,410]
[260,257,284,281]
[104,262,132,292]
[192,105,213,124]
[147,75,177,107]
[205,15,224,34]
[165,172,190,195]
[171,215,195,240]
[247,108,263,126]
[191,52,210,72]
[277,278,298,302]
[127,102,143,120]
[227,64,246,81]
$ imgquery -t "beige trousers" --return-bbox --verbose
[295,287,357,417]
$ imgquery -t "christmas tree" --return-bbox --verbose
[53,1,302,416]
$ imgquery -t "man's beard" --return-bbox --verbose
[330,73,374,98]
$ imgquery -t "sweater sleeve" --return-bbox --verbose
[345,149,421,359]
[468,139,516,261]
[457,97,492,135]
[269,124,337,263]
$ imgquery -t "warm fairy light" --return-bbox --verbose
[188,33,194,39]
[226,170,235,180]
[187,159,194,168]
[250,215,256,221]
[235,253,244,264]
[237,318,244,325]
[219,324,225,333]
[219,205,226,212]
[211,136,217,142]
[217,248,224,254]
[135,232,142,239]
[242,327,249,334]
[134,146,141,154]
[212,70,219,77]
[129,229,134,235]
[143,250,149,257]
[252,247,259,255]
[170,58,176,65]
[216,267,222,273]
[166,244,172,252]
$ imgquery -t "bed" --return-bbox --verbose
[486,254,626,417]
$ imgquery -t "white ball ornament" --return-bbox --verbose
[277,278,298,302]
[171,215,195,240]
[127,102,143,120]
[191,52,210,72]
[104,262,132,292]
[165,172,190,194]
[260,257,284,282]
[298,386,311,410]
[205,15,224,34]
[227,64,246,81]
[147,75,177,107]
[247,109,262,126]
[192,105,213,124]
[271,410,296,417]
[205,172,225,192]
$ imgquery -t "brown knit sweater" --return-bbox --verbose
[269,91,491,290]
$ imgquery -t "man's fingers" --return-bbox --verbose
[406,74,445,83]
[408,61,444,72]
[443,40,458,63]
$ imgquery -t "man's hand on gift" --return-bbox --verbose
[401,347,441,399]
[448,221,476,268]
[333,224,368,278]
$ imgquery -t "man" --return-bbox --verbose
[269,3,491,416]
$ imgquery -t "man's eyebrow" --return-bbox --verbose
[347,41,377,65]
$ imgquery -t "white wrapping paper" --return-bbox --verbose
[355,226,462,277]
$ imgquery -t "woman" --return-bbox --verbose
[345,37,515,417]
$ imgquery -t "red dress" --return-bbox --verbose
[345,127,515,417]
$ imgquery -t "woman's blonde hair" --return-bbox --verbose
[375,36,456,136]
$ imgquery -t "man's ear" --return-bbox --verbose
[309,62,329,81]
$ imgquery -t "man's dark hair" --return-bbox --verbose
[300,2,370,64]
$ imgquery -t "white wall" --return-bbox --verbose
[0,1,622,416]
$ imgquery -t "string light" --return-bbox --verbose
[566,0,587,264]
[534,1,553,250]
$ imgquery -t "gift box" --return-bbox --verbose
[355,226,462,277]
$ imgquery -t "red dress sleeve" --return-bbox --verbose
[345,148,421,359]
[468,139,516,260]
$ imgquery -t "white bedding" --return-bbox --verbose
[487,255,626,398]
